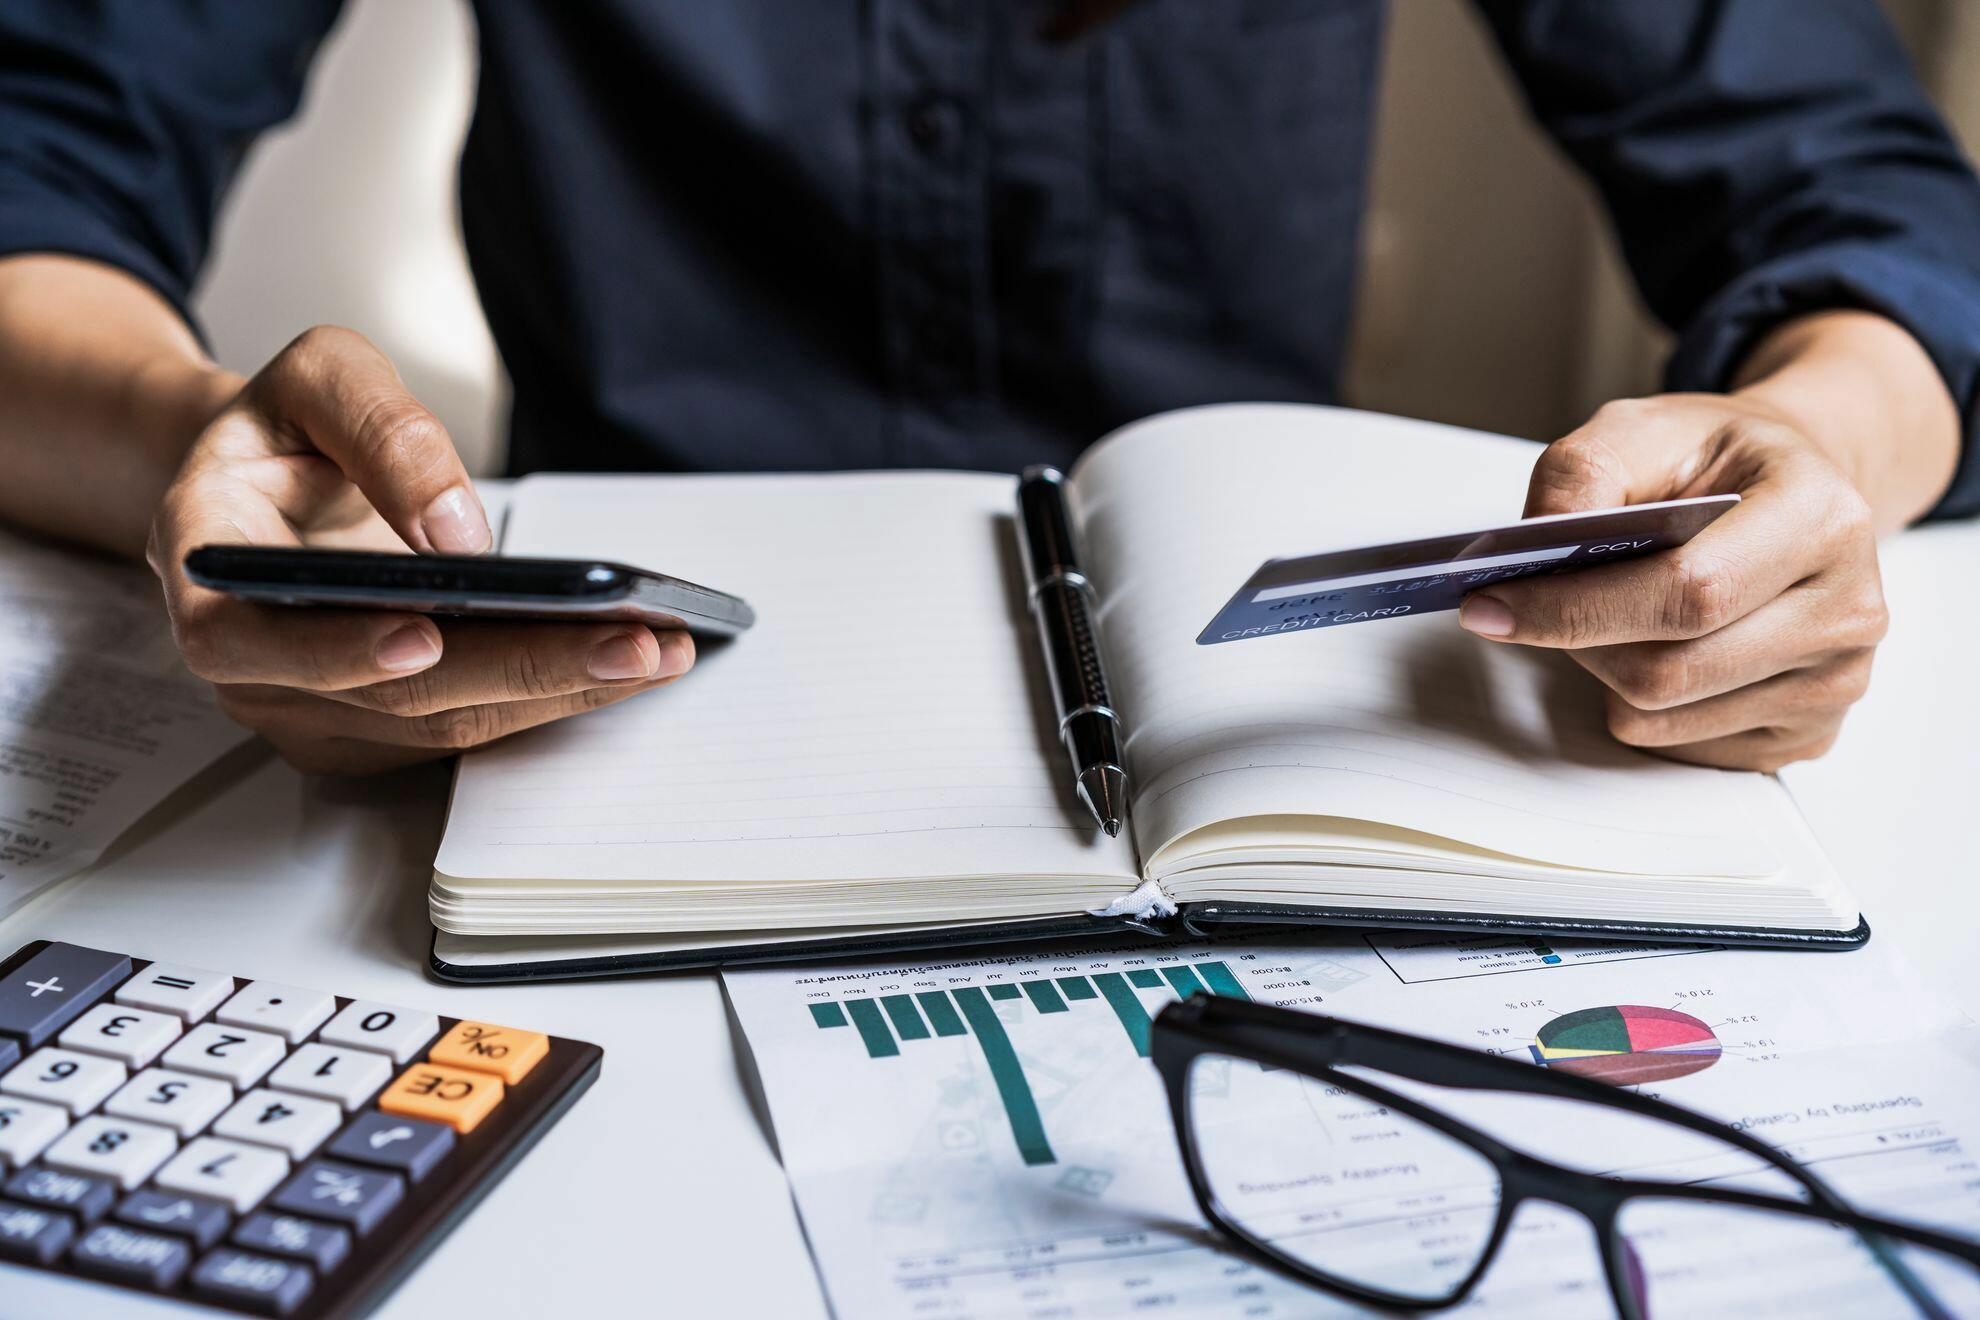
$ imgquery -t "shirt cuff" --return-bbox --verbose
[1665,243,1980,522]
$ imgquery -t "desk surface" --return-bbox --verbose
[0,519,1974,1319]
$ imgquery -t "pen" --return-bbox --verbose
[1016,465,1129,838]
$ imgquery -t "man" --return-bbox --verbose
[0,1,1973,774]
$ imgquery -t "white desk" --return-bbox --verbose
[1,519,1974,1318]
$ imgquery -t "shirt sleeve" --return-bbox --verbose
[0,1,344,329]
[1473,0,1980,520]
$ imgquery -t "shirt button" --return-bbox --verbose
[905,97,963,155]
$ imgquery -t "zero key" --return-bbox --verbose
[0,944,132,1049]
[427,1021,548,1085]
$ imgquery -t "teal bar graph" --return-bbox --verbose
[1161,965,1208,998]
[810,959,1252,1163]
[1196,961,1252,1001]
[952,987,1056,1166]
[1056,977,1098,1002]
[880,994,931,1041]
[1092,972,1154,1057]
[915,991,966,1037]
[1021,980,1068,1013]
[844,998,899,1058]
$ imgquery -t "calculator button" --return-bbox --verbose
[3,1164,117,1221]
[0,1046,126,1114]
[191,1246,316,1316]
[103,1067,235,1138]
[0,1096,67,1169]
[213,1089,343,1161]
[216,982,336,1046]
[71,1221,196,1290]
[266,1042,393,1111]
[115,1189,233,1249]
[162,1023,287,1089]
[327,1112,455,1181]
[0,1038,18,1075]
[378,1061,504,1133]
[115,963,233,1023]
[43,1115,178,1190]
[58,1002,182,1068]
[0,943,131,1048]
[0,1196,76,1264]
[234,1210,351,1274]
[428,1020,549,1084]
[318,1000,439,1064]
[269,1159,404,1236]
[154,1137,291,1214]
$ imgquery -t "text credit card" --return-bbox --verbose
[1197,494,1739,645]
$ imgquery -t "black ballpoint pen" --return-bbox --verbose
[1015,465,1129,838]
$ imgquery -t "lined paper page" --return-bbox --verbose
[435,474,1136,923]
[1065,405,1786,881]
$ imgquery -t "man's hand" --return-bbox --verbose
[1459,395,1885,769]
[146,326,693,774]
[1458,312,1960,772]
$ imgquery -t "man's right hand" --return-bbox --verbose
[146,326,693,774]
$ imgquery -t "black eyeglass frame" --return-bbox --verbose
[1150,993,1980,1318]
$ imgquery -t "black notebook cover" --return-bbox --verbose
[426,903,1869,984]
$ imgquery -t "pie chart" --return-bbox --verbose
[1528,1005,1721,1085]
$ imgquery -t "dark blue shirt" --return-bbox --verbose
[3,1,1978,515]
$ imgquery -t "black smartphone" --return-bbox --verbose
[183,546,756,637]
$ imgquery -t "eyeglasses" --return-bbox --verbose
[1150,994,1980,1318]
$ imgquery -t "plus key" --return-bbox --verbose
[0,945,132,1049]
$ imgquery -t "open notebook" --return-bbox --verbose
[429,405,1864,981]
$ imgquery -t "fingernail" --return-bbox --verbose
[588,632,656,681]
[421,485,492,555]
[1459,595,1515,637]
[377,624,441,671]
[654,632,694,678]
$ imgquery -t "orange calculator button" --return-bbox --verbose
[428,1021,550,1084]
[378,1062,505,1133]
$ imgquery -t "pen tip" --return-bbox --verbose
[1104,819,1121,838]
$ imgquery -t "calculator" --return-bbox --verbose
[0,941,602,1316]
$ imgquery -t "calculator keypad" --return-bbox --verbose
[0,940,600,1317]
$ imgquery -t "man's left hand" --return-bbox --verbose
[1458,393,1888,771]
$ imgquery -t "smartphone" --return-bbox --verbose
[183,546,756,637]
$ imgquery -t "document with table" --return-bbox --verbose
[0,527,244,921]
[429,407,1863,979]
[725,932,1980,1318]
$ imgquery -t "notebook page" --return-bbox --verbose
[1064,404,1784,881]
[434,473,1137,907]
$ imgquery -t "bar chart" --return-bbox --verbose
[808,959,1252,1165]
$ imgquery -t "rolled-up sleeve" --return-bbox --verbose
[0,1,343,327]
[1474,0,1980,520]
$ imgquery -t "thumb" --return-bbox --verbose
[249,326,491,554]
[1522,400,1705,518]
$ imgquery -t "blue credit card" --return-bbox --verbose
[1197,495,1739,645]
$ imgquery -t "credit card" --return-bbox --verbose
[1197,494,1739,645]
